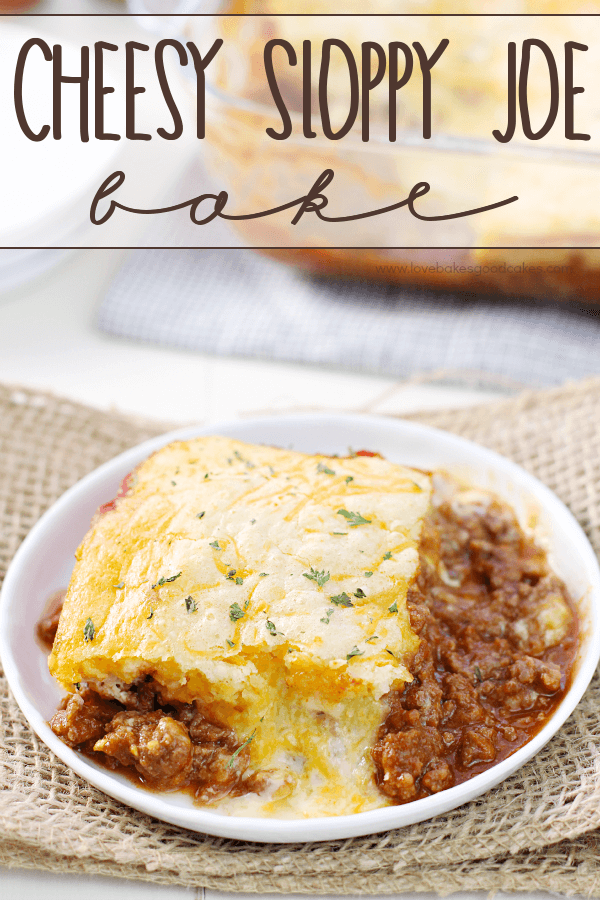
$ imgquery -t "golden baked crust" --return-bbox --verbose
[50,436,431,815]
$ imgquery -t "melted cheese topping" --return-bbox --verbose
[50,436,431,816]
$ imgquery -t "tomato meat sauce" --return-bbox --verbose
[372,481,578,803]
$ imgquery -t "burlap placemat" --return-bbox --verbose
[2,379,600,894]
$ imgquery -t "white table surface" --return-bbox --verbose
[0,2,590,899]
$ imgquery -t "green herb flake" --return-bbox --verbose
[74,682,81,691]
[364,571,373,577]
[228,728,257,768]
[345,476,354,484]
[83,618,95,642]
[332,532,347,536]
[196,511,205,519]
[383,551,392,560]
[266,619,282,636]
[233,449,256,471]
[147,608,154,620]
[171,480,177,486]
[259,572,269,577]
[113,582,124,590]
[365,635,378,643]
[229,602,247,622]
[336,509,371,527]
[303,567,330,588]
[474,665,483,683]
[226,639,235,648]
[251,518,256,525]
[346,646,364,660]
[204,473,209,480]
[226,569,237,580]
[185,596,197,613]
[330,592,354,608]
[411,481,423,491]
[317,462,336,476]
[385,648,396,658]
[388,600,399,614]
[320,608,335,624]
[209,540,221,550]
[152,572,182,589]
[354,587,366,599]
[235,577,244,586]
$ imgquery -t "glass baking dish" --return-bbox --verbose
[167,6,600,300]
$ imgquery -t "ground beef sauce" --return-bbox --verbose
[50,683,263,800]
[45,470,579,806]
[36,589,67,650]
[372,479,578,803]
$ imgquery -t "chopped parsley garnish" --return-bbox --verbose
[337,509,371,527]
[227,569,237,579]
[259,572,268,577]
[385,648,395,657]
[229,728,257,768]
[209,541,221,550]
[196,511,205,519]
[266,619,282,636]
[317,462,335,475]
[185,596,197,613]
[354,588,366,599]
[171,480,176,486]
[364,571,373,577]
[233,449,255,470]
[345,476,354,484]
[235,577,244,585]
[383,551,392,560]
[204,473,209,480]
[147,608,154,620]
[365,635,378,643]
[226,639,235,648]
[320,609,335,624]
[346,646,364,660]
[330,592,354,608]
[113,582,124,589]
[251,518,256,525]
[83,618,95,642]
[74,682,81,690]
[229,600,249,622]
[332,532,347,536]
[152,572,181,589]
[303,567,330,588]
[388,600,398,614]
[474,665,483,682]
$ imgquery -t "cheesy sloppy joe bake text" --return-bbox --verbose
[45,437,578,817]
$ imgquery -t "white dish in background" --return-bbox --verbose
[1,413,599,843]
[0,22,123,250]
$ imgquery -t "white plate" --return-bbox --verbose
[1,413,599,843]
